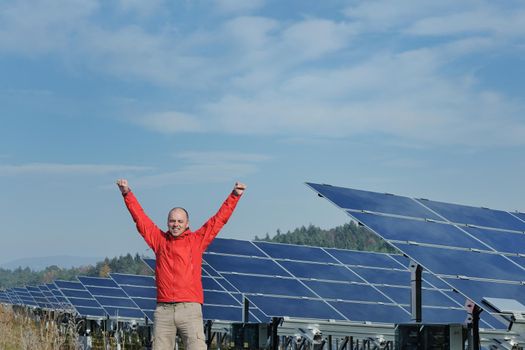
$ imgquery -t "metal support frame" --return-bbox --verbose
[409,261,422,323]
[465,299,482,350]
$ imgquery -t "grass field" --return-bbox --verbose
[0,305,80,350]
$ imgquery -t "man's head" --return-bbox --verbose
[167,207,189,237]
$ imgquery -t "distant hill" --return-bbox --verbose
[1,255,104,271]
[256,222,397,253]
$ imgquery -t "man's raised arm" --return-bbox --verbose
[197,181,246,250]
[116,179,162,252]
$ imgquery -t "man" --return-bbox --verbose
[116,179,246,350]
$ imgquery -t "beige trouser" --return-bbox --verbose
[153,302,207,350]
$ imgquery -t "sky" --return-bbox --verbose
[1,0,525,265]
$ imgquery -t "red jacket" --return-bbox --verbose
[123,190,241,303]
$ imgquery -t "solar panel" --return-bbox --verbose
[6,289,21,305]
[349,212,489,250]
[0,290,11,304]
[26,286,53,309]
[77,276,146,321]
[254,241,335,263]
[13,287,38,307]
[47,283,72,309]
[38,285,61,309]
[307,183,440,220]
[416,198,525,232]
[307,182,525,329]
[54,280,106,319]
[109,273,156,322]
[142,258,155,272]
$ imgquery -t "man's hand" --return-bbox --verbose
[116,179,130,195]
[233,182,247,196]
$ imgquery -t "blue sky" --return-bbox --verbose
[1,0,525,264]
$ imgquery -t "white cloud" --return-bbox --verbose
[116,0,166,17]
[0,163,153,176]
[136,111,205,133]
[132,151,271,187]
[213,0,265,15]
[0,0,97,54]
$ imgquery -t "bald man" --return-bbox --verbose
[117,179,246,350]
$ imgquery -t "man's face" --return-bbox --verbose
[167,208,189,237]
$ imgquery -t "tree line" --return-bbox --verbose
[0,253,152,289]
[255,221,396,253]
[1,222,395,289]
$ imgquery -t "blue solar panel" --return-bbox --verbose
[204,291,240,306]
[26,286,53,309]
[0,291,10,304]
[349,267,410,286]
[208,238,266,257]
[204,254,290,276]
[278,260,362,282]
[119,285,156,299]
[376,286,460,308]
[350,212,489,250]
[254,241,336,263]
[393,243,525,282]
[38,285,60,308]
[303,281,391,303]
[61,289,93,299]
[307,183,440,220]
[54,280,106,319]
[132,297,156,311]
[202,276,224,291]
[95,296,139,308]
[6,289,20,305]
[110,273,155,287]
[104,307,146,319]
[68,298,102,308]
[13,287,38,307]
[463,227,525,254]
[74,306,107,318]
[203,305,243,322]
[325,248,404,269]
[78,276,146,320]
[203,263,221,277]
[143,258,155,272]
[330,301,410,324]
[219,273,315,298]
[513,212,525,222]
[247,295,345,320]
[417,198,525,232]
[442,278,525,307]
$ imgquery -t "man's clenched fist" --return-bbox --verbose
[116,179,130,195]
[233,182,247,196]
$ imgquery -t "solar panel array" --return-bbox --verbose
[306,182,525,327]
[0,232,512,332]
[203,238,505,329]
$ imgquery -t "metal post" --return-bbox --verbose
[271,318,282,350]
[205,320,213,349]
[465,299,482,350]
[243,296,250,323]
[409,261,422,322]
